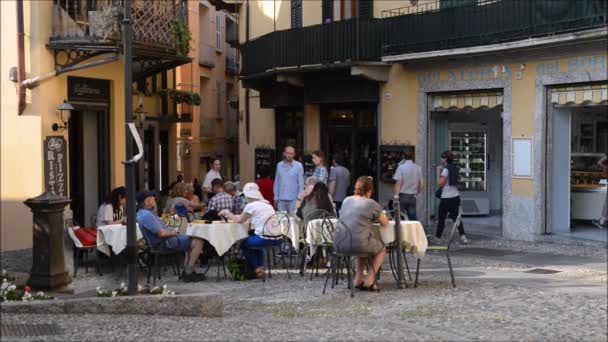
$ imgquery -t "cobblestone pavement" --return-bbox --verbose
[1,236,607,341]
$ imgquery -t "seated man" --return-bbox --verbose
[205,180,235,217]
[224,181,245,214]
[136,191,206,282]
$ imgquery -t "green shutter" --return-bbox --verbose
[291,0,302,28]
[358,0,373,19]
[322,0,333,22]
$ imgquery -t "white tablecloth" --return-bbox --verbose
[306,218,338,246]
[281,216,301,251]
[187,222,249,256]
[380,221,428,258]
[97,224,143,256]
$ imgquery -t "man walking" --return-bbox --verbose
[274,146,304,214]
[203,158,223,201]
[393,150,423,220]
[328,154,351,212]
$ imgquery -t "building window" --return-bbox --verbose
[333,0,358,21]
[291,0,302,28]
[322,0,333,22]
[215,14,222,51]
[216,80,222,119]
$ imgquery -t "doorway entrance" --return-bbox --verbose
[321,105,378,193]
[68,106,110,227]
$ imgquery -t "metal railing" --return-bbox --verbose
[225,47,239,74]
[199,43,216,67]
[382,0,607,56]
[240,18,384,76]
[50,0,187,50]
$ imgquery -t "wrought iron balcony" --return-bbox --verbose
[240,18,384,77]
[48,0,191,78]
[382,0,607,56]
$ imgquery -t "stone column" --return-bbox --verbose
[23,191,71,290]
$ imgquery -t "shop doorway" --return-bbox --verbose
[68,106,110,227]
[321,105,378,194]
[275,108,304,163]
[548,103,607,241]
[428,97,504,235]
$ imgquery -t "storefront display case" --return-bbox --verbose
[571,153,608,220]
[449,131,487,192]
[254,146,276,180]
[379,145,414,184]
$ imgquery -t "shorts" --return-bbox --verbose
[165,235,191,252]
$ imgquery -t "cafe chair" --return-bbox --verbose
[323,220,377,298]
[139,228,183,286]
[300,209,337,279]
[385,210,412,282]
[65,218,102,277]
[414,207,462,288]
[250,212,292,281]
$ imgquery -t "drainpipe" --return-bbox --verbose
[16,0,26,115]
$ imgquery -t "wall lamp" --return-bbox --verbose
[51,100,74,131]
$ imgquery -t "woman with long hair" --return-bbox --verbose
[334,176,388,292]
[297,182,335,221]
[96,186,126,227]
[434,150,468,244]
[312,150,328,184]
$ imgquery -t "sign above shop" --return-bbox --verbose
[418,65,511,84]
[68,76,110,101]
[44,136,67,197]
[535,54,606,76]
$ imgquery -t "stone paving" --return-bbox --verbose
[1,235,607,341]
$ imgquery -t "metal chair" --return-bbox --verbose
[299,209,336,278]
[65,219,102,277]
[139,225,183,286]
[248,212,292,281]
[414,207,463,288]
[323,220,377,298]
[385,209,412,282]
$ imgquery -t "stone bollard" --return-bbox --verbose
[23,192,72,290]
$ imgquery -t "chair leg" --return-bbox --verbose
[323,255,335,295]
[153,254,159,286]
[403,251,412,281]
[446,252,456,288]
[414,258,421,288]
[346,257,354,298]
[84,249,89,273]
[73,249,79,278]
[96,249,103,276]
[388,247,397,281]
[282,250,291,280]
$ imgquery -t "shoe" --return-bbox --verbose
[361,284,380,292]
[182,272,206,283]
[592,219,605,229]
[427,235,442,245]
[460,235,469,244]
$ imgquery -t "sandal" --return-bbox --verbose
[255,267,265,279]
[354,282,365,290]
[362,284,380,292]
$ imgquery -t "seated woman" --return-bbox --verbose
[297,182,336,221]
[164,183,194,214]
[334,176,389,292]
[295,176,319,211]
[219,183,281,279]
[96,186,126,227]
[186,184,206,212]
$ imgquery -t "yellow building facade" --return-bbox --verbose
[235,0,607,241]
[1,0,187,251]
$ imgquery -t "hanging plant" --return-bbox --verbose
[158,89,201,106]
[172,20,192,57]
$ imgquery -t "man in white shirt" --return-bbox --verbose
[393,150,423,220]
[203,158,223,199]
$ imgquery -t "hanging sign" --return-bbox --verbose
[44,136,68,197]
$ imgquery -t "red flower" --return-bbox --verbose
[24,286,31,293]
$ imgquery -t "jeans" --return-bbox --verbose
[240,235,283,270]
[399,193,417,221]
[276,200,296,214]
[436,196,465,238]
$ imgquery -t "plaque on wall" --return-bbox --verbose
[68,76,110,101]
[44,136,68,197]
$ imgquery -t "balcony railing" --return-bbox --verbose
[382,0,607,56]
[225,47,239,75]
[50,0,186,51]
[199,43,216,67]
[240,18,384,76]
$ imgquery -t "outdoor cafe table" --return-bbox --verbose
[96,223,143,256]
[187,216,302,256]
[305,219,428,258]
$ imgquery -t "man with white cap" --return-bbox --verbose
[219,183,281,278]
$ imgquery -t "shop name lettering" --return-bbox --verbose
[73,83,101,96]
[536,55,606,75]
[418,66,511,83]
[46,138,65,196]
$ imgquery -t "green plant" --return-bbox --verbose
[159,89,201,106]
[172,20,192,57]
[227,258,247,281]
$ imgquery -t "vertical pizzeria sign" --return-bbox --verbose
[44,136,67,197]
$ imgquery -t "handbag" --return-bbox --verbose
[434,187,443,199]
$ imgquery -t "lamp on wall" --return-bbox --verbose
[51,100,74,131]
[133,92,147,128]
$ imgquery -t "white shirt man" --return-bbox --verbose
[203,159,223,199]
[393,153,423,221]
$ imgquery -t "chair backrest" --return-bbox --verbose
[261,212,290,239]
[331,219,353,254]
[65,218,84,248]
[444,206,463,249]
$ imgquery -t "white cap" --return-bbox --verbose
[242,182,264,201]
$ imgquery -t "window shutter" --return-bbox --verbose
[358,0,373,19]
[216,80,222,119]
[216,14,222,50]
[322,0,333,22]
[291,0,302,28]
